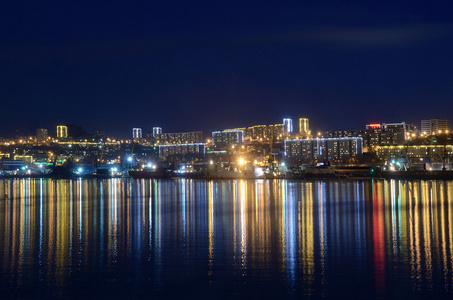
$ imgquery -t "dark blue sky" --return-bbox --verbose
[1,1,453,138]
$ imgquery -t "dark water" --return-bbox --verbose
[0,179,452,299]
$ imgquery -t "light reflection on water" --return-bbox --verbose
[0,179,452,299]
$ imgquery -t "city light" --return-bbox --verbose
[238,158,245,165]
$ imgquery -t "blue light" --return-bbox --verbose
[78,167,83,173]
[127,156,133,162]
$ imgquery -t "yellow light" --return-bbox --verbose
[238,158,245,165]
[439,130,442,134]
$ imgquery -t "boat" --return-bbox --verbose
[206,163,264,179]
[381,170,453,180]
[128,168,172,179]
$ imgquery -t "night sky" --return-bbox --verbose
[1,1,453,138]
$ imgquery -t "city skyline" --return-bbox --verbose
[1,1,453,137]
[0,115,450,140]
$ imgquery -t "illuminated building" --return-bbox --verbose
[212,130,244,149]
[13,155,33,163]
[325,122,416,152]
[299,118,309,136]
[376,144,453,162]
[156,131,203,145]
[382,122,416,140]
[36,128,48,143]
[133,128,142,139]
[270,124,284,139]
[285,137,363,164]
[158,143,205,160]
[283,118,293,135]
[245,124,284,141]
[56,125,68,139]
[224,127,246,132]
[365,123,382,130]
[59,141,122,162]
[153,127,162,137]
[247,125,267,140]
[376,144,453,170]
[421,118,450,135]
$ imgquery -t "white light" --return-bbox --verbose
[281,162,285,167]
[147,163,152,168]
[78,168,83,173]
[152,165,157,169]
[112,167,117,172]
[127,157,133,162]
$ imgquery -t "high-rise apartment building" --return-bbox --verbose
[285,137,363,164]
[133,128,142,139]
[36,128,48,143]
[158,143,205,160]
[157,131,203,145]
[421,118,450,135]
[153,127,162,137]
[299,118,309,136]
[212,130,244,149]
[57,125,68,139]
[283,118,293,135]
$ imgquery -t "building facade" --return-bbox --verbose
[376,144,453,165]
[156,131,203,145]
[158,143,205,160]
[299,118,309,136]
[57,125,68,139]
[133,128,142,139]
[153,127,162,137]
[283,118,293,136]
[36,128,48,143]
[421,118,450,135]
[285,137,363,164]
[212,130,244,149]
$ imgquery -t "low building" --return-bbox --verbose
[376,145,452,162]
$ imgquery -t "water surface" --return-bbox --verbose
[0,179,452,299]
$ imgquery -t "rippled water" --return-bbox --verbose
[0,179,452,299]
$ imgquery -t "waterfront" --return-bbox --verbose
[0,179,452,299]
